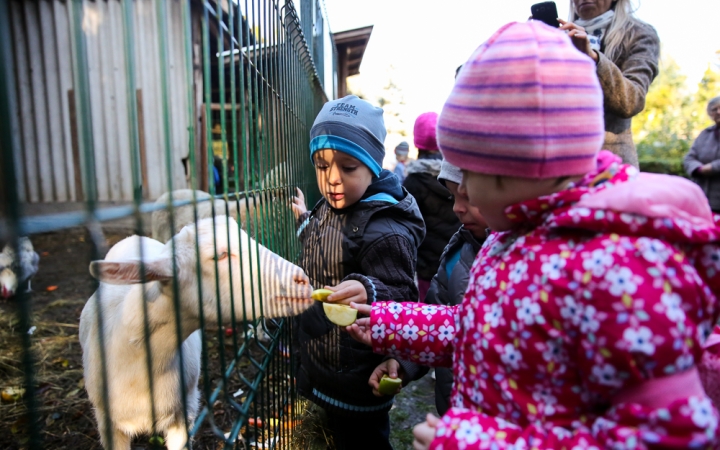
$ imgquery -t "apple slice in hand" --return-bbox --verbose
[378,374,402,396]
[322,302,357,326]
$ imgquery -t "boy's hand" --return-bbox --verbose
[325,280,367,305]
[413,414,440,450]
[291,187,307,219]
[369,359,405,396]
[346,303,372,346]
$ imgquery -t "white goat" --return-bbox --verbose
[80,216,313,450]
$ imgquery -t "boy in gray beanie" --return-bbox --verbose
[290,95,426,449]
[393,141,410,183]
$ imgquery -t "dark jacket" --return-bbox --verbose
[596,20,660,167]
[424,227,484,416]
[684,124,720,211]
[294,170,426,415]
[403,158,460,280]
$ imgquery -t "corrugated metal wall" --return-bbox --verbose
[8,0,190,203]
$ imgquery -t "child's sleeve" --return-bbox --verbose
[428,242,718,449]
[369,301,458,368]
[343,234,418,303]
[295,211,312,241]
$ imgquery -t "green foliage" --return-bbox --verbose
[638,158,687,177]
[633,53,719,173]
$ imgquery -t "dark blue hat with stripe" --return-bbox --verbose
[309,95,386,176]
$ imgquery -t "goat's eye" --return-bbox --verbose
[215,252,228,261]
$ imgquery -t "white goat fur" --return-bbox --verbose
[80,217,313,450]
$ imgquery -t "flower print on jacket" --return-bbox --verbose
[368,160,720,449]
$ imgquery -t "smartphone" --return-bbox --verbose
[531,1,560,28]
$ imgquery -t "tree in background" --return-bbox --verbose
[634,51,720,175]
[375,65,408,140]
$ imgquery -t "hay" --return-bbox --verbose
[289,399,334,450]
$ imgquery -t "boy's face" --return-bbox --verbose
[314,149,373,209]
[445,181,487,239]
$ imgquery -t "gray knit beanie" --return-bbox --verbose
[309,95,387,176]
[395,141,409,155]
[438,159,463,185]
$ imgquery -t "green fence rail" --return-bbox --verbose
[0,0,329,448]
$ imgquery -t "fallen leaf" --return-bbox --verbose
[46,286,58,292]
[41,252,50,257]
[2,386,26,403]
[65,388,79,398]
[247,417,263,428]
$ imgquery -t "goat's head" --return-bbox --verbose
[89,217,314,322]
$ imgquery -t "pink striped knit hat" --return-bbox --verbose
[438,22,604,179]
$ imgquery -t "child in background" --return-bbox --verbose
[393,141,410,183]
[348,22,720,449]
[403,112,461,301]
[291,95,425,449]
[424,160,487,416]
[366,159,487,414]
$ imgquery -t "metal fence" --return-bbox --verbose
[0,0,329,448]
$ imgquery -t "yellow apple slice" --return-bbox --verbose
[322,302,357,326]
[311,288,334,302]
[378,375,402,396]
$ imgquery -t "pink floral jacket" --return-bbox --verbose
[370,156,720,449]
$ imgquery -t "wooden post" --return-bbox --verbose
[67,89,83,201]
[136,89,149,198]
[200,106,208,192]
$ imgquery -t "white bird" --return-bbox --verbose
[0,237,40,299]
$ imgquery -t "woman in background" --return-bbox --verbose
[684,96,720,213]
[560,0,659,168]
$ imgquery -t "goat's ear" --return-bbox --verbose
[89,258,174,284]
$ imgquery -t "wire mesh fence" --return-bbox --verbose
[0,0,331,448]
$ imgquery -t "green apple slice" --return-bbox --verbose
[311,288,334,302]
[378,374,402,396]
[322,302,357,326]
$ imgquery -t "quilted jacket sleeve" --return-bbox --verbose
[369,301,458,368]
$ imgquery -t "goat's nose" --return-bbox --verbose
[293,272,310,286]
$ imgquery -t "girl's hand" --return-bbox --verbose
[346,303,372,345]
[291,187,307,218]
[325,280,367,305]
[558,19,598,62]
[369,359,405,396]
[413,414,441,450]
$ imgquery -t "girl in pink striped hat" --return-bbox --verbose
[348,20,720,449]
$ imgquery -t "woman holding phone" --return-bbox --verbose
[559,0,659,168]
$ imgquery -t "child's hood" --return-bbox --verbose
[507,152,720,244]
[357,169,426,247]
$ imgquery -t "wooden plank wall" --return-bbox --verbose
[7,0,191,203]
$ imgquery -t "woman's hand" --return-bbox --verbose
[369,359,405,396]
[325,280,367,305]
[346,302,372,345]
[699,163,714,176]
[291,187,307,219]
[558,19,599,62]
[413,414,441,450]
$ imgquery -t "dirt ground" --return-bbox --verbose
[0,226,438,449]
